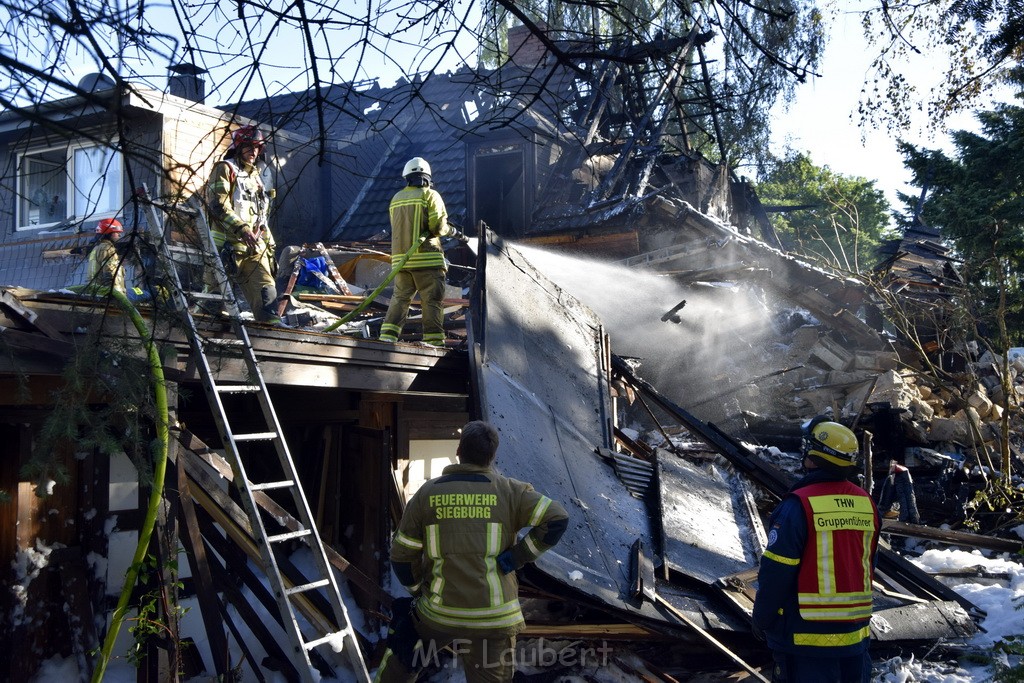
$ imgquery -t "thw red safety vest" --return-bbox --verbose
[793,481,879,637]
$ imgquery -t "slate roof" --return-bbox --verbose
[225,61,593,242]
[876,220,962,295]
[0,231,94,291]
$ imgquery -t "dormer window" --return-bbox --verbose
[16,140,122,230]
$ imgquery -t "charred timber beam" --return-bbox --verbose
[881,520,1023,554]
[611,354,792,495]
[176,428,392,609]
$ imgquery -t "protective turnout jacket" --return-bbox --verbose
[390,463,569,636]
[87,239,126,294]
[206,159,275,256]
[753,469,880,657]
[388,185,452,271]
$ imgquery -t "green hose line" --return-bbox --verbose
[92,289,170,682]
[322,235,426,333]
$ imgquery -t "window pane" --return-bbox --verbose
[19,149,67,227]
[73,145,121,217]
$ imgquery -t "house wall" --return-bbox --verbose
[0,89,318,291]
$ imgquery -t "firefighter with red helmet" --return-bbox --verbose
[86,217,126,294]
[378,157,466,346]
[205,124,282,323]
[753,418,881,682]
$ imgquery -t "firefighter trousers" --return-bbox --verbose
[379,268,446,345]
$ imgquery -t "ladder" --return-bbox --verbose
[141,188,371,683]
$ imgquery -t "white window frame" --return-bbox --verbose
[16,139,123,231]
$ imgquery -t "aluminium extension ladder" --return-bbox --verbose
[141,189,370,683]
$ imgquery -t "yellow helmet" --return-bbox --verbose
[802,420,859,468]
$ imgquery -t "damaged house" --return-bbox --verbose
[0,21,1018,683]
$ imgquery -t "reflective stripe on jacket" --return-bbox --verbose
[388,185,451,270]
[390,463,569,635]
[206,159,273,254]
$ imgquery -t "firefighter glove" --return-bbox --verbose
[497,549,520,575]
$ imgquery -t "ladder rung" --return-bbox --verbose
[250,479,294,491]
[267,529,312,543]
[206,338,245,347]
[284,579,330,597]
[304,632,348,652]
[215,384,260,394]
[233,431,279,442]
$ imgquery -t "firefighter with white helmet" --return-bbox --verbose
[378,157,467,346]
[205,124,282,324]
[752,417,881,682]
[86,217,126,294]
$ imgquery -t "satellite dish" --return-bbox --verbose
[77,72,116,93]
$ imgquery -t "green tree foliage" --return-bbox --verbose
[858,0,1024,133]
[481,1,827,170]
[896,68,1024,339]
[755,150,893,271]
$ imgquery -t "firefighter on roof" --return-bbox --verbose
[376,420,568,683]
[205,124,282,324]
[752,417,881,683]
[87,217,126,294]
[378,157,467,346]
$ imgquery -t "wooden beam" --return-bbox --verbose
[175,429,390,608]
[171,454,229,678]
[881,519,1023,554]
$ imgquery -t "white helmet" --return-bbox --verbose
[403,157,431,178]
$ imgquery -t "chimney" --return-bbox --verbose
[168,63,207,103]
[507,22,550,68]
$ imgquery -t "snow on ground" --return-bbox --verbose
[873,544,1024,682]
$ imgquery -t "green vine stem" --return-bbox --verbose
[92,289,170,682]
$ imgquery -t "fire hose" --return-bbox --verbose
[320,235,428,332]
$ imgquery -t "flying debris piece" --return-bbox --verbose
[660,299,687,323]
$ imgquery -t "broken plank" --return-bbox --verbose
[519,622,667,640]
[172,452,230,678]
[183,465,342,639]
[0,325,75,358]
[881,519,1023,554]
[0,290,67,339]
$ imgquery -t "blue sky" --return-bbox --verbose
[769,6,1000,211]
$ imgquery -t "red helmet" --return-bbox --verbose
[230,125,266,150]
[96,218,123,235]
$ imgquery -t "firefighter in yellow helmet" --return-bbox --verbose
[378,157,466,346]
[752,417,881,682]
[86,218,126,294]
[205,124,281,324]
[376,421,568,683]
